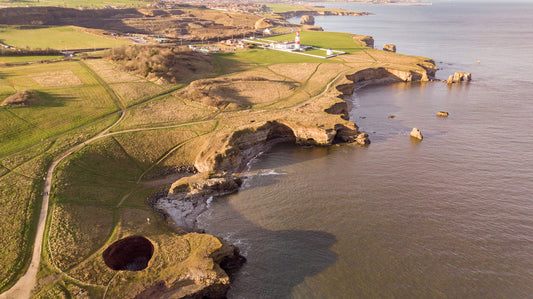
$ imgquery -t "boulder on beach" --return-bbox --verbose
[436,111,449,117]
[300,15,315,25]
[410,128,423,140]
[383,44,396,53]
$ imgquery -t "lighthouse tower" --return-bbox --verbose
[295,30,301,50]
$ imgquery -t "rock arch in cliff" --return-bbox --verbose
[266,121,297,143]
[103,236,154,271]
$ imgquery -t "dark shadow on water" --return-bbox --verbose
[201,200,338,298]
[239,143,347,192]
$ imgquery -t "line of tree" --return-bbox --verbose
[0,47,62,56]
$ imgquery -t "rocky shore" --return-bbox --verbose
[150,59,436,297]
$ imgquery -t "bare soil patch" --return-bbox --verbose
[30,70,83,87]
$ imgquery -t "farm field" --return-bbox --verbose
[0,29,436,297]
[0,26,129,50]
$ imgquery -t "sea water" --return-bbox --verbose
[198,2,533,297]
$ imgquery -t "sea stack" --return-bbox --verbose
[410,128,423,140]
[300,15,315,25]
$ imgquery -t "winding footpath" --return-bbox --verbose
[0,119,119,299]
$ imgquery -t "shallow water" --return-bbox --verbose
[198,2,533,297]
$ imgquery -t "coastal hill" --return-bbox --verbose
[0,4,435,299]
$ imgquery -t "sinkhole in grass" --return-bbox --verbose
[103,235,154,271]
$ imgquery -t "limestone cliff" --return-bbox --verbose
[194,120,358,173]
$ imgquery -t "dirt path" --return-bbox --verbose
[0,120,119,298]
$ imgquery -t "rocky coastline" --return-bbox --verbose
[150,60,436,297]
[276,9,372,20]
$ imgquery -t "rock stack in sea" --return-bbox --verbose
[447,72,472,84]
[410,128,423,140]
[300,15,315,25]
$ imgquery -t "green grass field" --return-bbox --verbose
[0,0,148,8]
[264,31,366,54]
[0,61,119,156]
[212,48,328,73]
[0,26,129,50]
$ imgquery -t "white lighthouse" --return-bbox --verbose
[295,30,301,50]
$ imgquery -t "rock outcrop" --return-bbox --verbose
[436,111,449,117]
[345,65,436,87]
[194,120,358,173]
[301,24,323,31]
[453,72,472,83]
[446,72,471,84]
[1,90,40,106]
[300,14,315,25]
[356,132,370,145]
[383,44,396,52]
[410,128,423,140]
[447,75,454,84]
[354,35,374,48]
[254,17,274,29]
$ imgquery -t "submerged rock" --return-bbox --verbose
[436,111,449,117]
[410,128,423,140]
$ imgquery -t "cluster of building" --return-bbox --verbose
[162,0,267,13]
[245,31,344,58]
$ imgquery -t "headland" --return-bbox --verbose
[0,3,436,298]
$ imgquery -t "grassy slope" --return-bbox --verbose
[0,26,129,49]
[0,115,119,292]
